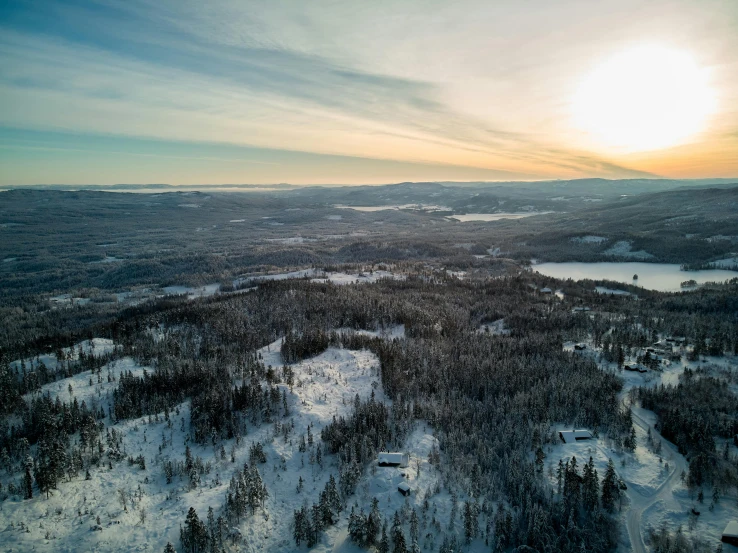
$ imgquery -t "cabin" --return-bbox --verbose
[574,343,587,351]
[540,287,552,294]
[624,364,647,373]
[722,520,738,546]
[398,482,411,496]
[559,430,593,444]
[378,452,410,468]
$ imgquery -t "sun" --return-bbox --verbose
[572,45,716,152]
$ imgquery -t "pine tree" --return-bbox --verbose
[207,507,217,553]
[366,497,381,546]
[378,523,390,553]
[582,457,599,512]
[563,456,581,510]
[393,530,408,553]
[23,460,33,499]
[293,507,307,546]
[164,542,176,553]
[463,501,479,543]
[535,446,545,474]
[601,458,619,512]
[182,507,208,553]
[409,508,419,544]
[348,507,367,545]
[311,503,323,546]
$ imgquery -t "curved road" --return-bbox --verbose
[619,400,689,553]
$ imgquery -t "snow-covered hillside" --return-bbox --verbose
[1,335,467,553]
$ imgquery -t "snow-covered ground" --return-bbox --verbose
[242,268,403,286]
[708,256,738,269]
[595,286,632,296]
[310,271,402,285]
[23,357,149,404]
[48,294,92,308]
[604,241,654,260]
[447,212,552,222]
[571,235,608,244]
[162,284,220,299]
[572,334,738,552]
[3,336,446,553]
[477,319,509,336]
[336,325,406,340]
[10,338,117,372]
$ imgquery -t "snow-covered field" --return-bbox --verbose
[310,271,402,285]
[477,319,509,336]
[162,284,220,299]
[595,286,632,296]
[336,325,406,340]
[242,268,403,286]
[571,235,608,244]
[604,240,654,260]
[447,212,552,222]
[23,357,149,405]
[10,338,117,372]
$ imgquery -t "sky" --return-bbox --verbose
[0,0,737,185]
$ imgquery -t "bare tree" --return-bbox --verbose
[117,488,128,512]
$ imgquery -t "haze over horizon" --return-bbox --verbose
[1,0,737,186]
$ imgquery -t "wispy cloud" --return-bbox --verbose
[0,0,735,183]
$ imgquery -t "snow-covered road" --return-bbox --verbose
[621,400,689,553]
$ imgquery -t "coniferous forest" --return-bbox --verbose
[1,259,737,552]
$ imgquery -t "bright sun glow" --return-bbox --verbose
[573,46,716,152]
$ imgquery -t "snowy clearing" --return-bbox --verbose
[604,241,654,260]
[571,235,608,244]
[162,284,220,299]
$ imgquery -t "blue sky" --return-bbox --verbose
[1,0,736,185]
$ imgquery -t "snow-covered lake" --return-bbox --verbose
[335,203,449,212]
[534,261,736,292]
[447,211,553,222]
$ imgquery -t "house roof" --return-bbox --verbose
[398,482,411,492]
[378,452,407,464]
[559,430,593,444]
[723,520,738,538]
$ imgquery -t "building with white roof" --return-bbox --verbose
[378,452,410,467]
[722,520,738,546]
[559,430,593,444]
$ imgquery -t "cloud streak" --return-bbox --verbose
[0,0,735,183]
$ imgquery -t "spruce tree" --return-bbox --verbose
[601,458,619,512]
[378,523,390,553]
[23,456,33,500]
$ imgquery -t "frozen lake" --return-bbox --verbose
[448,211,553,222]
[533,261,737,292]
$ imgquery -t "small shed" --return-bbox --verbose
[398,482,411,496]
[378,452,410,468]
[559,430,593,444]
[722,520,738,546]
[540,287,552,294]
